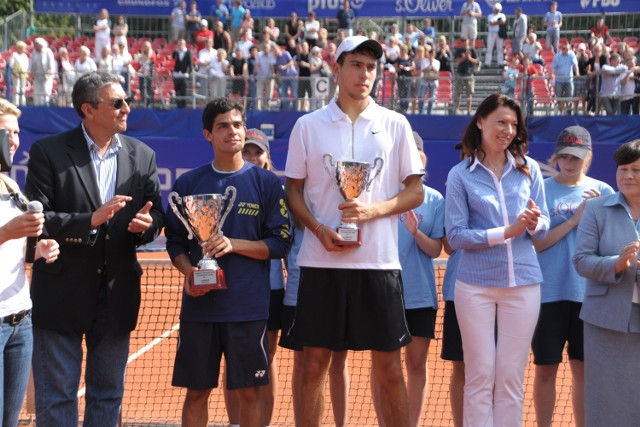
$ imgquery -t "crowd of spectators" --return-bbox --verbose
[2,4,639,116]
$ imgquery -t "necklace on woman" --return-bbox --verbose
[483,162,499,173]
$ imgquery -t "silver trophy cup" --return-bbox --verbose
[323,153,384,245]
[168,187,237,290]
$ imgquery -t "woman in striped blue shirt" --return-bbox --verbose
[445,93,550,426]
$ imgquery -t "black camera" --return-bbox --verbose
[0,129,11,172]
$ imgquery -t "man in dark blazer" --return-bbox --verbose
[171,38,193,108]
[24,72,164,427]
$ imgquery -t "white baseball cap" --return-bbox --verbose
[335,36,383,61]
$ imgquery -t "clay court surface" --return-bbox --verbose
[20,254,577,426]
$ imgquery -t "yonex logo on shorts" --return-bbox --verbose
[255,370,266,378]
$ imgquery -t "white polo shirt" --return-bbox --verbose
[285,97,424,270]
[488,13,506,34]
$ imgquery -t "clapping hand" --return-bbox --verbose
[505,199,541,239]
[522,198,542,232]
[615,240,640,274]
[569,189,602,226]
[36,239,59,263]
[403,210,419,236]
[128,201,154,234]
[92,195,132,228]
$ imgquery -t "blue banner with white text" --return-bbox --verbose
[34,0,640,18]
[8,107,640,205]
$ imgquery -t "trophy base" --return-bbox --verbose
[189,268,228,292]
[335,226,361,246]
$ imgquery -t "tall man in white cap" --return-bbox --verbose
[285,35,425,427]
[28,38,55,106]
[485,3,506,67]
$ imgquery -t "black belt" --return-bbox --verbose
[1,309,31,326]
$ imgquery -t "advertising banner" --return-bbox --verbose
[9,107,640,203]
[35,0,638,17]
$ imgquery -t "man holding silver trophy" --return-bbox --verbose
[165,97,291,427]
[284,35,425,427]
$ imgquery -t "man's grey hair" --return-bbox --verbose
[72,72,122,118]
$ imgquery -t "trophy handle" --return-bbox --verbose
[366,157,384,191]
[168,191,194,240]
[323,153,339,191]
[218,186,237,235]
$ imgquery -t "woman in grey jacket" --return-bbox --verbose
[573,139,640,427]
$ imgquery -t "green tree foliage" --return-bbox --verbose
[0,0,30,17]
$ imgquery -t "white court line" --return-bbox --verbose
[77,323,180,398]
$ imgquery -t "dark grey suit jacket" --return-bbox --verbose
[574,192,640,333]
[25,125,164,333]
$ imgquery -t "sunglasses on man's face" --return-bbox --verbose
[110,97,133,109]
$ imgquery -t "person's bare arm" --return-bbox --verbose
[404,210,442,258]
[338,174,424,224]
[285,177,351,252]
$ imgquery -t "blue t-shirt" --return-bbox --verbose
[398,185,444,309]
[422,27,436,40]
[165,161,291,322]
[270,259,284,290]
[276,50,298,77]
[537,176,614,303]
[187,9,201,32]
[336,9,355,29]
[283,227,304,307]
[442,249,462,302]
[230,5,245,29]
[544,11,562,31]
[504,67,519,90]
[212,4,229,22]
[551,51,578,80]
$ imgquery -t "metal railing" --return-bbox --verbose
[0,10,30,53]
[14,12,639,49]
[4,67,639,117]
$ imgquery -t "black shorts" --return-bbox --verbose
[172,320,269,390]
[532,301,584,364]
[441,301,464,361]
[268,289,284,331]
[278,304,302,351]
[405,308,437,339]
[293,267,411,352]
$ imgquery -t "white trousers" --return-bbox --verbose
[455,280,540,427]
[256,77,274,110]
[33,77,53,106]
[485,32,504,66]
[11,75,26,106]
[208,76,226,99]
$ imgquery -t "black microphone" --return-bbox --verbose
[24,200,43,264]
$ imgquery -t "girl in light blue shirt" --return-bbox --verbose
[385,141,444,426]
[531,125,613,427]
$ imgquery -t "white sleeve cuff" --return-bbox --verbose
[487,226,506,246]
